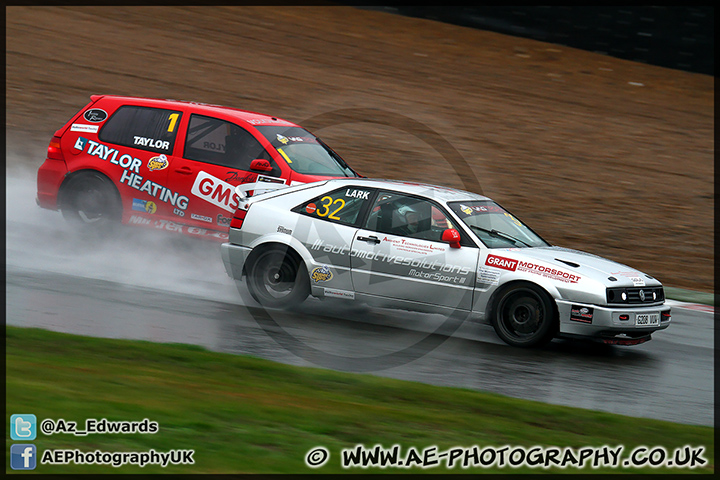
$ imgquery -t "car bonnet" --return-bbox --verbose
[490,246,661,287]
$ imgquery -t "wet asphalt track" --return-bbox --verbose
[6,172,714,427]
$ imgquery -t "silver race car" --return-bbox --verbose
[220,178,670,347]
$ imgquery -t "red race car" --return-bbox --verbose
[37,95,360,240]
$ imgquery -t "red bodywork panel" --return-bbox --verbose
[36,95,359,241]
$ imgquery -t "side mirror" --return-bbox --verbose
[249,158,273,172]
[441,228,462,249]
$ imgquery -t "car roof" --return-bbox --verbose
[315,178,491,203]
[90,94,301,128]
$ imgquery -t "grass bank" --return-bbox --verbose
[6,327,713,474]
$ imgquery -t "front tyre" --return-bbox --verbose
[246,247,310,309]
[491,284,557,347]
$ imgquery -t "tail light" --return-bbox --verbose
[230,204,251,229]
[47,136,65,161]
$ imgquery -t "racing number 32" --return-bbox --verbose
[316,196,345,220]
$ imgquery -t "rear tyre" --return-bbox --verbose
[246,247,310,309]
[491,284,557,347]
[60,172,121,228]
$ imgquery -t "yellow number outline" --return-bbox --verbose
[316,196,345,220]
[167,113,180,133]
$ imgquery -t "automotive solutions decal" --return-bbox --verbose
[73,138,188,211]
[311,240,471,282]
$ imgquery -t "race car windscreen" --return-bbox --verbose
[255,126,357,177]
[448,201,549,248]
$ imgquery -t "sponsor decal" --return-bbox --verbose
[277,226,293,235]
[408,268,468,284]
[275,134,304,144]
[458,204,504,215]
[345,189,370,200]
[311,266,333,283]
[382,236,446,255]
[120,170,188,210]
[570,305,594,324]
[306,203,317,214]
[70,124,99,133]
[516,261,581,283]
[147,154,169,172]
[485,254,518,271]
[257,175,285,185]
[612,271,645,286]
[191,171,241,213]
[73,136,89,151]
[133,136,170,151]
[83,108,107,122]
[310,240,470,276]
[191,213,212,223]
[217,214,231,226]
[128,216,229,240]
[246,117,294,126]
[477,266,501,285]
[132,199,157,214]
[74,138,141,171]
[324,288,355,300]
[73,137,188,210]
[225,171,256,183]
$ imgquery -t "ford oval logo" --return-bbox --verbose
[83,108,107,123]
[639,290,646,301]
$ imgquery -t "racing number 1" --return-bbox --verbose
[316,196,345,220]
[167,113,180,133]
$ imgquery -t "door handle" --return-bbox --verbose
[357,235,381,244]
[175,166,193,175]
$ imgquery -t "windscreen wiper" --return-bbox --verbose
[470,225,532,247]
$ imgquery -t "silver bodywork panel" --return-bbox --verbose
[222,178,670,340]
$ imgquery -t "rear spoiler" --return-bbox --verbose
[234,181,290,202]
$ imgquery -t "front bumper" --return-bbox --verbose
[556,299,671,343]
[220,243,252,280]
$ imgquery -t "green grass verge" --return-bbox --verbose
[6,326,713,474]
[665,286,715,306]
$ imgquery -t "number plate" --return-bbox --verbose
[635,313,660,326]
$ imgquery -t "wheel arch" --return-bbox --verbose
[58,168,122,212]
[242,240,308,278]
[487,279,560,326]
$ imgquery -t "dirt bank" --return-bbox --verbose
[6,6,713,291]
